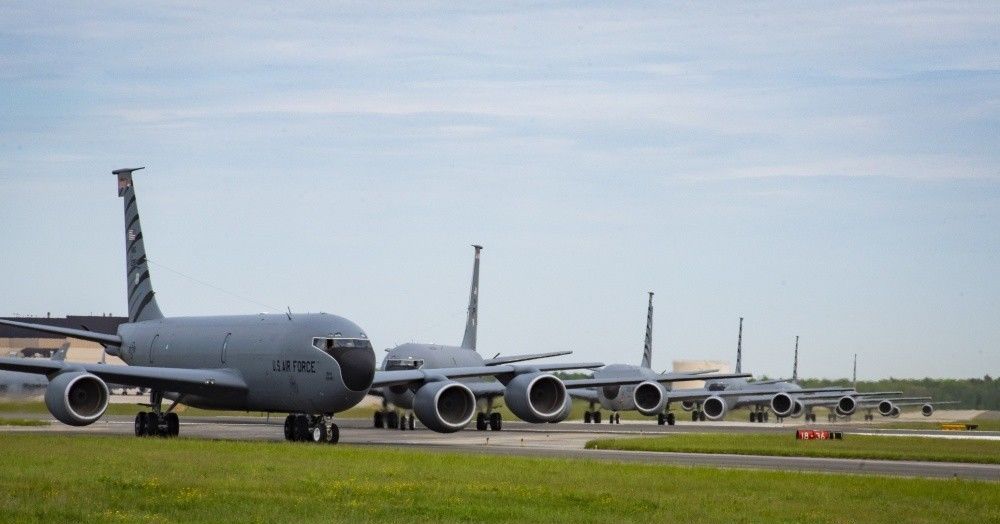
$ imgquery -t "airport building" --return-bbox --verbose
[1,314,127,365]
[672,359,732,389]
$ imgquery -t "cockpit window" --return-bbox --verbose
[385,358,424,371]
[313,337,373,354]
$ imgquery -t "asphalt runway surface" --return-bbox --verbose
[3,416,997,481]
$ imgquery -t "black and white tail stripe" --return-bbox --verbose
[641,292,654,369]
[114,167,164,323]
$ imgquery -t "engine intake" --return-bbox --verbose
[878,400,895,416]
[633,381,667,416]
[412,381,476,433]
[770,393,794,417]
[702,395,729,421]
[44,372,109,426]
[837,396,857,416]
[790,400,804,418]
[680,400,696,412]
[921,403,934,417]
[504,373,567,423]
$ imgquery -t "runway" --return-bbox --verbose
[3,416,997,481]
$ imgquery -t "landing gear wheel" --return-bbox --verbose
[312,423,328,443]
[615,413,621,424]
[327,423,340,444]
[764,412,769,422]
[146,412,161,437]
[594,411,602,424]
[657,413,665,425]
[584,411,592,424]
[294,414,310,441]
[692,410,700,422]
[489,412,502,431]
[476,413,487,431]
[750,412,757,423]
[135,412,148,437]
[284,415,294,440]
[387,412,399,429]
[400,414,407,431]
[165,413,179,437]
[373,411,384,429]
[408,414,415,430]
[666,412,676,426]
[699,411,706,422]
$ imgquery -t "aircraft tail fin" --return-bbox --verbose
[640,292,654,369]
[115,167,164,323]
[460,245,482,350]
[735,317,744,374]
[792,336,799,382]
[51,342,70,362]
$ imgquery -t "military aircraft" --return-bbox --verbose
[0,343,68,397]
[372,244,588,431]
[0,167,606,443]
[571,292,758,425]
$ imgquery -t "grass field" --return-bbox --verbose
[0,434,997,523]
[877,419,1000,432]
[586,433,1000,464]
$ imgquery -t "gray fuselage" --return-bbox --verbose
[117,312,376,413]
[380,343,491,409]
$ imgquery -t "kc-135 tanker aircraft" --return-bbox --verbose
[371,246,750,432]
[0,168,625,443]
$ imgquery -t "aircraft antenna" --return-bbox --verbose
[735,317,743,374]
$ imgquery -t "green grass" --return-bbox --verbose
[586,433,1000,464]
[0,417,48,427]
[0,434,996,523]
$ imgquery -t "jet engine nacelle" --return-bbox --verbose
[890,406,900,418]
[701,395,730,421]
[877,400,895,417]
[504,372,568,423]
[411,381,476,433]
[633,381,668,416]
[44,372,109,426]
[790,399,804,418]
[680,400,696,412]
[770,393,795,417]
[549,395,573,423]
[921,403,934,417]
[836,396,857,416]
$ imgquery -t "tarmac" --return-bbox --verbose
[3,415,997,482]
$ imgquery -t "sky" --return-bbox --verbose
[1,2,997,379]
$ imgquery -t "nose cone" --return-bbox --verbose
[336,345,376,392]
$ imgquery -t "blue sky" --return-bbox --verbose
[1,2,997,378]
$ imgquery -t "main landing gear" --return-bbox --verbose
[656,412,676,426]
[803,412,817,423]
[584,411,620,424]
[284,414,339,443]
[749,409,770,423]
[133,390,179,437]
[691,410,706,422]
[373,401,415,430]
[476,398,502,431]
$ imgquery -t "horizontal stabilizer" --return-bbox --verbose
[0,318,122,347]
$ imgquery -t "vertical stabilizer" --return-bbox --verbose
[792,336,799,382]
[735,317,744,374]
[460,245,482,350]
[114,167,164,323]
[640,292,654,369]
[852,353,857,389]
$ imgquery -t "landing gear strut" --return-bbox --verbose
[284,414,339,443]
[476,398,502,431]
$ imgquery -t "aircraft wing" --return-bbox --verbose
[482,351,572,366]
[370,362,603,388]
[465,381,506,398]
[561,372,751,390]
[570,388,599,402]
[0,357,247,396]
[0,318,122,346]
